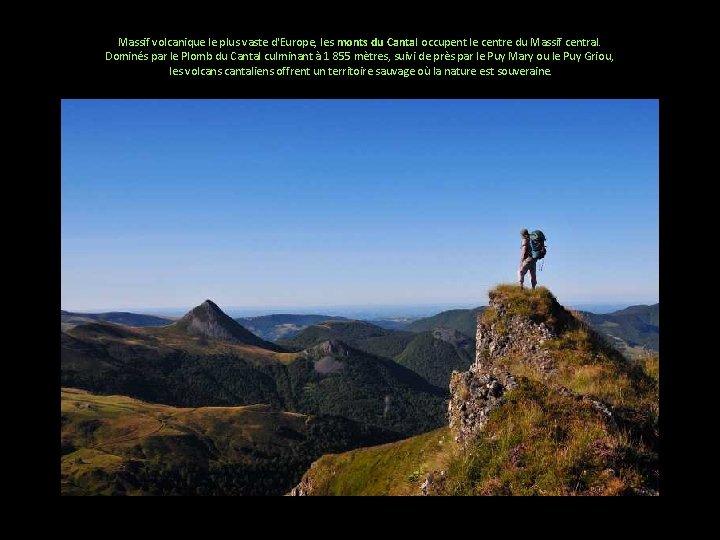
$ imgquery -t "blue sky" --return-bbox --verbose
[61,100,658,312]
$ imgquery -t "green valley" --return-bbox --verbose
[61,388,390,496]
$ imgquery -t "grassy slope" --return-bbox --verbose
[475,286,658,422]
[61,388,389,496]
[445,377,657,495]
[297,286,659,496]
[61,388,306,495]
[299,428,452,496]
[466,287,659,494]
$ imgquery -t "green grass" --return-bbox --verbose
[297,428,452,496]
[481,286,658,414]
[445,379,651,495]
[482,285,576,338]
[295,285,659,496]
[494,317,658,413]
[300,375,656,496]
[60,388,381,496]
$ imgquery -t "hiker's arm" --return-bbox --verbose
[520,240,527,262]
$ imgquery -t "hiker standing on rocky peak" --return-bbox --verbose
[518,228,537,290]
[518,228,547,290]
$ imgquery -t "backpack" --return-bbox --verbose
[529,230,547,260]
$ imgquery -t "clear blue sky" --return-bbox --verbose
[61,99,658,312]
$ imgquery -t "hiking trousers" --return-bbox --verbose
[518,257,537,288]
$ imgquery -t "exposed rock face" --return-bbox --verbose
[475,306,557,375]
[173,299,283,350]
[307,339,352,358]
[289,470,314,496]
[448,370,517,444]
[305,340,352,374]
[448,289,569,444]
[420,469,446,496]
[432,327,474,351]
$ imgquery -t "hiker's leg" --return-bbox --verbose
[530,261,537,289]
[518,258,531,288]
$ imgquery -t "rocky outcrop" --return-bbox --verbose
[173,299,284,350]
[289,470,314,496]
[448,370,517,444]
[448,288,570,444]
[474,295,562,375]
[420,469,446,496]
[432,327,474,351]
[290,286,658,496]
[306,339,352,358]
[304,340,351,374]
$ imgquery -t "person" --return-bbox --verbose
[518,228,537,290]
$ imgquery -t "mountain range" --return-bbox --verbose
[62,300,446,435]
[404,304,659,358]
[61,301,658,359]
[578,304,659,356]
[61,300,451,495]
[405,307,484,336]
[60,293,659,496]
[234,314,349,341]
[61,310,173,331]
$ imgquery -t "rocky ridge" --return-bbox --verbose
[447,288,570,444]
[290,286,659,496]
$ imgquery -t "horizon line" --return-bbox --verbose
[62,298,659,315]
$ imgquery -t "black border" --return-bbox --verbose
[42,22,675,501]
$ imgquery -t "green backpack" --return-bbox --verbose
[529,230,547,260]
